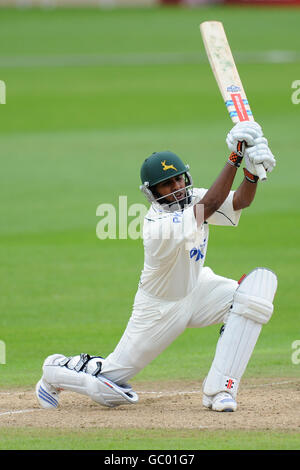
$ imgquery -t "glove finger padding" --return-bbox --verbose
[245,144,276,173]
[232,121,263,138]
[252,136,269,146]
[248,137,276,172]
[244,152,258,176]
[226,121,264,152]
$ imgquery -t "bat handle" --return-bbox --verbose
[236,140,246,158]
[255,164,267,182]
[237,140,267,182]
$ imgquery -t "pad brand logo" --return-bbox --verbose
[0,80,6,104]
[226,378,235,389]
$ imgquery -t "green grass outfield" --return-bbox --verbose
[0,5,299,450]
[0,428,299,451]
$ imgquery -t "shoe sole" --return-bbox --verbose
[203,398,237,412]
[204,404,236,412]
[35,379,59,409]
[212,404,237,412]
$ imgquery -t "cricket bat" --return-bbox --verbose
[200,21,267,181]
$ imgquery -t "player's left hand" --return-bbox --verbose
[244,137,276,174]
[226,121,263,152]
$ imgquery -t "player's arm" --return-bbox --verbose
[232,174,258,210]
[194,161,238,224]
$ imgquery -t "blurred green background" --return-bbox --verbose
[0,5,299,394]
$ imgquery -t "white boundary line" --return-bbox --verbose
[136,379,299,396]
[137,390,200,396]
[246,380,298,388]
[0,408,42,417]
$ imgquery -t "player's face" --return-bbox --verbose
[155,174,186,203]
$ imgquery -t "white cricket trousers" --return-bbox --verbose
[101,267,238,384]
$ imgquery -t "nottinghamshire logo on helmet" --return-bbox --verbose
[161,160,177,172]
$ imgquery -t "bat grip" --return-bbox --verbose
[237,140,267,182]
[255,164,267,182]
[236,140,246,158]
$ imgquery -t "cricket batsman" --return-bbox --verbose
[36,121,277,412]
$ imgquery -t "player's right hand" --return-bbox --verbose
[244,137,276,174]
[226,121,263,152]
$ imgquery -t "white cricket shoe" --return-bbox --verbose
[35,378,60,409]
[203,391,237,412]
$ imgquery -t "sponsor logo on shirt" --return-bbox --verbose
[172,212,182,224]
[189,238,207,262]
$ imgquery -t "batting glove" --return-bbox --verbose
[226,121,264,153]
[244,137,276,175]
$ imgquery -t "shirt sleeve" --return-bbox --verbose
[206,191,242,226]
[143,206,199,259]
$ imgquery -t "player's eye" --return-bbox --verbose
[175,175,184,182]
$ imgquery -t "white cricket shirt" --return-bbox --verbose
[138,188,242,301]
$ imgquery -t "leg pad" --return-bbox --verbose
[42,354,139,408]
[203,267,278,398]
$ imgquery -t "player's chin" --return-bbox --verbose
[175,191,186,201]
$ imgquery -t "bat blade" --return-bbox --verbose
[200,21,266,181]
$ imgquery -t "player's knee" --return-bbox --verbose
[232,292,274,324]
[43,354,66,369]
[230,267,277,325]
